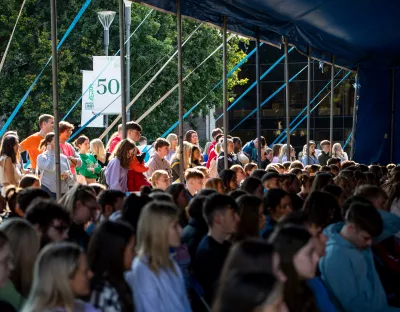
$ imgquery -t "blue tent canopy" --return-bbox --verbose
[138,0,400,164]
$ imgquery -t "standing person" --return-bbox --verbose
[19,114,54,171]
[88,221,135,312]
[90,139,111,168]
[0,135,22,192]
[105,139,135,192]
[301,142,319,166]
[146,138,172,180]
[208,128,223,155]
[59,121,82,175]
[243,136,266,163]
[332,143,348,162]
[74,136,101,184]
[21,242,99,312]
[261,148,273,169]
[125,201,191,312]
[166,133,178,162]
[126,121,142,143]
[37,133,74,198]
[170,142,192,182]
[279,144,296,163]
[194,193,239,304]
[217,138,240,174]
[318,140,331,166]
[232,137,249,165]
[0,219,40,311]
[107,124,122,154]
[185,130,199,146]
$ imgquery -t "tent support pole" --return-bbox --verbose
[306,47,311,165]
[223,16,228,169]
[256,30,261,167]
[330,56,335,156]
[284,38,290,160]
[350,67,359,160]
[50,0,61,199]
[119,0,127,138]
[391,68,395,163]
[177,0,184,182]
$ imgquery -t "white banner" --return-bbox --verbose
[81,70,104,128]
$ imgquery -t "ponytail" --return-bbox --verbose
[74,135,89,149]
[39,133,55,151]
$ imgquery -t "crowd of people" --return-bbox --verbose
[0,114,400,311]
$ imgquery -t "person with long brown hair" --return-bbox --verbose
[0,135,22,192]
[105,139,136,192]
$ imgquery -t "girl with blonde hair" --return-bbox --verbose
[170,142,192,182]
[22,242,98,312]
[0,219,40,311]
[279,144,296,163]
[166,133,178,162]
[90,139,111,168]
[332,143,348,162]
[126,201,191,312]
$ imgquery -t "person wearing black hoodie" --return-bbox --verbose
[181,195,210,260]
[317,140,331,166]
[217,139,240,174]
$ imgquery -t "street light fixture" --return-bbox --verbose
[97,11,116,142]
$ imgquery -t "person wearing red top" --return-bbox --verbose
[206,133,224,169]
[207,128,223,155]
[107,124,122,154]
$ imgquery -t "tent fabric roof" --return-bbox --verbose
[138,0,400,70]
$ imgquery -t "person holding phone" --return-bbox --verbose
[37,132,75,198]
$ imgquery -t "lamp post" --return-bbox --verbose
[97,11,116,143]
[124,0,131,122]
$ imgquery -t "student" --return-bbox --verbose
[301,141,319,166]
[0,219,40,311]
[121,193,153,230]
[58,121,82,175]
[126,121,142,143]
[60,185,98,250]
[90,139,111,168]
[303,191,342,228]
[243,136,266,163]
[146,138,172,180]
[318,140,331,165]
[212,272,285,312]
[37,132,75,198]
[0,135,22,191]
[262,189,292,239]
[16,187,50,216]
[332,143,348,162]
[75,136,101,184]
[19,114,54,170]
[298,174,313,200]
[166,183,191,226]
[233,195,266,241]
[171,142,192,182]
[24,199,70,249]
[126,201,191,312]
[244,162,258,178]
[185,168,205,199]
[231,164,246,185]
[88,221,135,312]
[0,232,15,312]
[217,138,240,174]
[21,242,99,312]
[194,193,239,304]
[310,173,334,193]
[208,128,223,155]
[185,130,199,146]
[97,189,126,221]
[127,144,151,193]
[107,124,122,154]
[19,175,40,189]
[219,169,238,193]
[205,177,225,194]
[150,170,171,190]
[233,137,250,165]
[354,184,388,211]
[269,226,320,312]
[319,202,400,312]
[190,145,203,167]
[262,172,281,191]
[240,176,263,199]
[166,133,178,162]
[105,139,135,192]
[181,195,211,260]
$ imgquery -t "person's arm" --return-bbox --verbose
[71,144,82,167]
[76,156,94,178]
[37,152,56,172]
[63,158,75,186]
[128,260,164,312]
[19,137,30,153]
[4,158,17,185]
[91,155,102,174]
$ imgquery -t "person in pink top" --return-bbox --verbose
[59,121,82,175]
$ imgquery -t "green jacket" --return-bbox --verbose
[0,279,25,311]
[77,153,101,179]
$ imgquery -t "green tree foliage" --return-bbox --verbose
[0,0,248,140]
